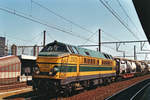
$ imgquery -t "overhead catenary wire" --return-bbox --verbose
[0,5,72,32]
[99,0,140,40]
[116,0,141,34]
[101,29,120,41]
[31,0,96,35]
[80,29,120,52]
[45,30,55,41]
[13,6,72,32]
[0,33,36,47]
[0,5,120,52]
[0,7,99,44]
[2,32,33,43]
[82,30,99,45]
[34,32,43,45]
[32,0,141,45]
[32,0,123,46]
[30,32,43,41]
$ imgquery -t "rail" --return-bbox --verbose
[105,78,150,100]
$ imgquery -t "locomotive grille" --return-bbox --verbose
[39,72,49,75]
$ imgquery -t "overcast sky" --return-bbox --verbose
[0,0,149,60]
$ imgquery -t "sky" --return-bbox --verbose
[0,0,149,60]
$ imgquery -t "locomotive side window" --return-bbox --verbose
[85,51,90,56]
[107,55,110,59]
[84,58,98,65]
[103,54,109,59]
[67,46,79,54]
[109,55,113,59]
[68,46,75,53]
[103,54,113,59]
[97,60,99,65]
[84,58,87,63]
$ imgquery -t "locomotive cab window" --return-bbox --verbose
[41,42,69,52]
[106,55,110,59]
[104,54,110,59]
[109,55,113,59]
[103,54,108,59]
[68,45,75,53]
[72,46,79,54]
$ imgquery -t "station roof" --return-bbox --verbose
[19,55,37,60]
[133,0,150,43]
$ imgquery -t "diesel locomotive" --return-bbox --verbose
[32,41,149,96]
[32,41,116,95]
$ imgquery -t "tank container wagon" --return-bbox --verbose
[114,57,149,78]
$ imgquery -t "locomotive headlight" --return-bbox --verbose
[53,66,59,72]
[49,71,53,75]
[49,66,59,76]
[33,66,40,75]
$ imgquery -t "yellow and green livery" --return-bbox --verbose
[32,41,116,95]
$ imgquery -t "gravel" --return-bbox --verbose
[60,74,150,100]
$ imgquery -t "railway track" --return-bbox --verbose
[3,86,83,100]
[105,78,150,100]
[3,75,150,100]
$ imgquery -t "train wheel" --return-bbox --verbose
[61,84,72,97]
[85,80,94,90]
[107,78,112,84]
[71,85,76,94]
[82,81,89,90]
[102,78,107,86]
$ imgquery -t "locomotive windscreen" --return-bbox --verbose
[41,42,69,52]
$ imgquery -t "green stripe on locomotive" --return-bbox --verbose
[52,64,113,72]
[79,66,112,72]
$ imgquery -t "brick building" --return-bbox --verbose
[0,37,5,57]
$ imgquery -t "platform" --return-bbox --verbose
[0,86,32,99]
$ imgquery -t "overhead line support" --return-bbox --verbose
[78,40,148,47]
[99,29,101,52]
[43,30,46,47]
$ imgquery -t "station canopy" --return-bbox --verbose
[133,0,150,43]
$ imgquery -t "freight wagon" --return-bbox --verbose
[0,56,21,85]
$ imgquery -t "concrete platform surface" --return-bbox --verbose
[0,86,32,100]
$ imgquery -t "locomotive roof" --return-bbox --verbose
[40,41,106,59]
[19,55,37,60]
[75,46,106,59]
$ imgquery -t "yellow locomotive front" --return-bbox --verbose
[32,41,79,95]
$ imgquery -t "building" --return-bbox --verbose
[18,55,37,76]
[0,37,5,57]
